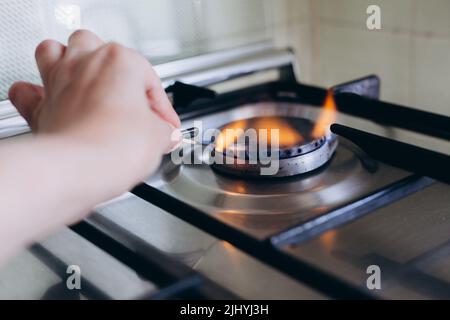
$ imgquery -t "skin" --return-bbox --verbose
[0,30,181,265]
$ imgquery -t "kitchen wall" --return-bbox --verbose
[270,0,450,116]
[1,0,449,118]
[0,0,271,100]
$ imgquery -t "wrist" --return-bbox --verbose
[36,129,164,201]
[37,134,131,202]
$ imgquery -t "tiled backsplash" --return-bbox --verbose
[1,0,449,118]
[271,0,450,116]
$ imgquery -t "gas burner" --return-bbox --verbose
[155,102,408,226]
[212,116,338,178]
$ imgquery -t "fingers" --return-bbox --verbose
[8,82,44,130]
[35,40,65,86]
[147,89,181,129]
[143,66,181,128]
[143,110,174,154]
[66,29,103,58]
[166,127,183,154]
[34,30,103,88]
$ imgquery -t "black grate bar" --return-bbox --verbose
[334,93,450,141]
[178,80,450,143]
[331,124,450,184]
[141,275,204,300]
[70,221,197,296]
[332,75,380,100]
[70,219,237,299]
[29,244,111,300]
[131,183,373,299]
[270,175,434,247]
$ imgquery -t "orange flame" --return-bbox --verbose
[215,119,249,152]
[215,117,304,152]
[312,90,337,138]
[251,117,304,147]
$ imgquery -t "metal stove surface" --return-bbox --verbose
[146,102,411,240]
[282,182,450,299]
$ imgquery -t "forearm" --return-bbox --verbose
[0,135,132,265]
[0,30,177,266]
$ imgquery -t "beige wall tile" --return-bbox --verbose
[268,0,310,28]
[273,0,450,117]
[203,0,268,38]
[315,25,411,105]
[287,0,311,22]
[413,36,450,116]
[267,0,290,27]
[415,0,450,36]
[273,21,313,82]
[318,0,413,30]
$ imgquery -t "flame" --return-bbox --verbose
[312,90,337,138]
[215,119,248,152]
[253,117,304,147]
[215,116,304,152]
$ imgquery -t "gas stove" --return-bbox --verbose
[147,101,412,240]
[1,44,449,300]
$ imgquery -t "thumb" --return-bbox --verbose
[8,82,44,131]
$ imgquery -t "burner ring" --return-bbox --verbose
[221,134,327,160]
[210,117,338,178]
[212,134,338,178]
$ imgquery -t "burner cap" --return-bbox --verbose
[211,116,338,178]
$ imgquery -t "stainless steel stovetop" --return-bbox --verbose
[1,45,449,300]
[148,102,410,239]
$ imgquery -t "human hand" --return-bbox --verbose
[8,30,180,198]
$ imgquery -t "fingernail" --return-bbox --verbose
[171,127,182,143]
